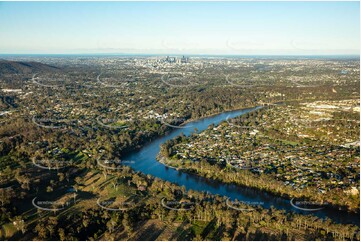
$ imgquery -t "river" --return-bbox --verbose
[123,106,359,226]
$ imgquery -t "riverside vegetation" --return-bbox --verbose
[0,56,359,240]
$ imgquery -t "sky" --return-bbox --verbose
[0,1,359,55]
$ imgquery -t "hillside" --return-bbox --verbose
[0,60,60,74]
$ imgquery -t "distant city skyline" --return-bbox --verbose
[0,1,359,55]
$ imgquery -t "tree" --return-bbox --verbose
[58,228,66,241]
[122,213,133,234]
[58,172,65,182]
[75,176,82,185]
[0,188,14,206]
[35,220,48,240]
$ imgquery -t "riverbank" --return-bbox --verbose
[120,104,263,158]
[156,102,360,214]
[158,154,359,214]
[178,104,263,127]
[123,105,359,226]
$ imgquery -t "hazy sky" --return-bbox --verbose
[0,1,359,55]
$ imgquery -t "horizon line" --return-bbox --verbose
[0,53,359,57]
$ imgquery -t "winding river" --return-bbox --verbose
[123,106,359,226]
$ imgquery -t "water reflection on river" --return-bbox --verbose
[123,106,359,226]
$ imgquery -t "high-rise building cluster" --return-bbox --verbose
[164,55,189,64]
